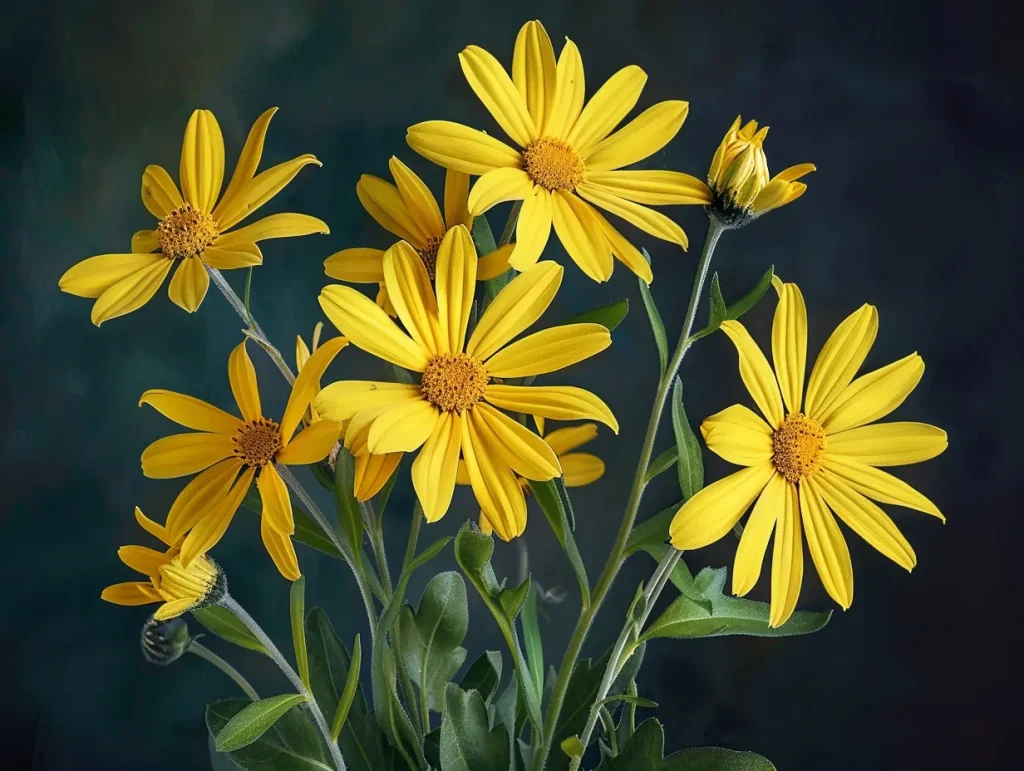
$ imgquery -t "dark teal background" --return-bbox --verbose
[1,0,1018,768]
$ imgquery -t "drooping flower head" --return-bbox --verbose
[407,20,709,285]
[138,337,346,580]
[316,224,617,540]
[59,108,327,324]
[670,277,946,627]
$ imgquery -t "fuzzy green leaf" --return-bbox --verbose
[529,479,590,607]
[329,633,361,742]
[242,485,342,560]
[440,684,511,771]
[333,448,363,568]
[638,251,669,375]
[193,607,267,655]
[596,717,777,770]
[670,378,704,500]
[460,650,503,704]
[290,577,309,690]
[643,447,678,484]
[215,694,307,752]
[206,699,330,770]
[561,298,629,331]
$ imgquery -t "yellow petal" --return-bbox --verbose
[167,256,210,313]
[278,420,341,465]
[383,241,443,355]
[467,167,534,216]
[584,171,712,205]
[118,545,172,577]
[166,458,243,540]
[732,473,784,596]
[544,39,585,140]
[819,353,925,434]
[261,513,301,581]
[376,284,395,316]
[460,45,537,146]
[280,336,347,441]
[568,65,646,152]
[315,381,422,423]
[484,322,611,378]
[59,253,168,298]
[367,398,439,454]
[139,389,242,435]
[436,225,477,354]
[217,213,329,247]
[214,154,322,231]
[700,404,774,467]
[319,284,431,371]
[324,247,385,282]
[344,405,388,455]
[467,261,562,360]
[584,101,689,171]
[769,480,804,628]
[141,165,184,219]
[576,182,688,248]
[591,209,652,285]
[153,597,200,620]
[179,109,225,212]
[141,432,237,479]
[512,20,557,131]
[508,186,552,271]
[477,243,514,280]
[444,170,472,229]
[668,463,775,550]
[228,340,262,422]
[543,423,597,455]
[560,452,605,487]
[461,414,527,541]
[355,174,426,246]
[179,467,255,565]
[218,107,278,215]
[407,121,522,176]
[456,460,471,486]
[800,479,854,609]
[824,422,947,466]
[354,451,404,501]
[719,320,785,429]
[101,582,161,607]
[90,258,174,326]
[202,245,263,269]
[472,403,560,481]
[484,384,618,433]
[771,281,808,414]
[551,191,613,281]
[412,412,463,522]
[132,230,160,254]
[135,506,172,546]
[805,304,878,421]
[820,455,943,520]
[389,156,446,238]
[258,463,294,535]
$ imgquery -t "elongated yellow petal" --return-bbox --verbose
[508,186,552,271]
[819,354,924,434]
[383,241,443,355]
[800,479,854,609]
[214,154,322,231]
[544,39,585,140]
[90,258,174,326]
[280,336,348,442]
[179,467,254,566]
[824,422,947,466]
[135,506,172,546]
[477,243,513,280]
[203,245,263,269]
[217,213,329,247]
[316,381,422,423]
[59,253,167,298]
[324,247,386,283]
[472,403,560,481]
[412,412,463,522]
[584,101,689,171]
[484,322,610,378]
[769,480,804,628]
[669,463,775,550]
[367,398,439,454]
[354,451,404,501]
[590,208,652,285]
[461,415,527,541]
[132,230,160,254]
[278,420,341,465]
[543,423,597,455]
[102,582,162,606]
[444,170,472,229]
[584,171,711,205]
[141,165,184,218]
[576,182,689,248]
[218,107,277,215]
[153,597,200,620]
[467,261,562,360]
[118,545,172,577]
[700,404,774,467]
[167,256,210,313]
[771,280,808,414]
[815,469,916,570]
[719,321,785,429]
[344,405,389,455]
[468,167,533,216]
[141,433,237,479]
[551,191,613,281]
[261,513,301,581]
[732,473,784,597]
[407,121,522,176]
[484,384,618,433]
[805,304,878,421]
[355,174,426,246]
[560,453,604,487]
[179,109,225,211]
[140,389,241,435]
[568,65,646,152]
[228,341,261,422]
[460,45,537,146]
[389,156,446,238]
[258,463,294,534]
[319,284,430,371]
[436,225,477,354]
[820,455,943,520]
[166,458,243,540]
[513,20,557,131]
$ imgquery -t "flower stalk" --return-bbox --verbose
[187,639,261,701]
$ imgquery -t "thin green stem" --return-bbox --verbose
[188,640,260,701]
[402,503,424,573]
[598,706,617,755]
[364,501,393,593]
[498,200,522,246]
[533,220,725,771]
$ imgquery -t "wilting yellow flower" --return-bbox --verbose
[316,224,617,540]
[700,116,815,227]
[101,507,225,620]
[407,20,708,284]
[59,108,327,325]
[324,157,513,315]
[139,337,346,580]
[670,277,946,627]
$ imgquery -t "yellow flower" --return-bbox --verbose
[138,337,346,580]
[59,108,327,325]
[323,157,513,315]
[670,277,946,627]
[701,116,816,227]
[407,20,709,285]
[101,506,225,620]
[316,224,617,540]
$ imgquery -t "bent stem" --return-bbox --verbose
[188,639,260,701]
[532,220,724,771]
[219,594,347,771]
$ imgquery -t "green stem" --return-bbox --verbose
[188,640,260,701]
[498,200,522,246]
[532,220,725,771]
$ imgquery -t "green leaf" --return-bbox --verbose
[560,736,585,762]
[560,298,629,331]
[290,577,309,690]
[242,485,342,560]
[215,694,308,752]
[520,584,543,698]
[460,651,503,704]
[667,747,777,770]
[329,633,361,742]
[594,694,658,711]
[596,717,777,770]
[498,576,532,623]
[310,460,336,492]
[624,503,679,557]
[670,378,703,500]
[550,652,610,764]
[410,535,454,572]
[707,273,728,328]
[389,362,417,385]
[440,683,511,771]
[424,727,441,769]
[726,265,775,322]
[640,545,708,611]
[208,734,245,770]
[333,448,363,568]
[193,607,267,655]
[643,447,677,484]
[528,479,590,607]
[638,249,669,375]
[207,699,331,771]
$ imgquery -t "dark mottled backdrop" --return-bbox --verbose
[1,0,1019,768]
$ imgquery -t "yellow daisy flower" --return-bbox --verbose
[101,506,225,620]
[406,19,709,284]
[59,107,327,325]
[138,337,346,580]
[323,157,513,315]
[700,115,816,227]
[670,277,946,627]
[316,224,618,541]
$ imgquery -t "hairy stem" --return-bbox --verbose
[188,640,260,701]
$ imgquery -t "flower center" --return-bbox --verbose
[420,353,489,413]
[522,138,586,191]
[771,413,826,483]
[418,235,444,279]
[157,204,219,259]
[232,418,284,467]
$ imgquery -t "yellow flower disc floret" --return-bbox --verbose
[420,353,489,413]
[522,138,586,191]
[418,235,444,279]
[771,413,826,483]
[232,417,284,467]
[156,203,219,259]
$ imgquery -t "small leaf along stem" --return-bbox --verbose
[498,199,523,246]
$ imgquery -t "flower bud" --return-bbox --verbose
[140,615,191,666]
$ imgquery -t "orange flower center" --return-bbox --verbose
[232,418,283,467]
[523,138,585,191]
[420,353,489,413]
[157,204,219,259]
[418,235,444,279]
[772,413,825,483]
